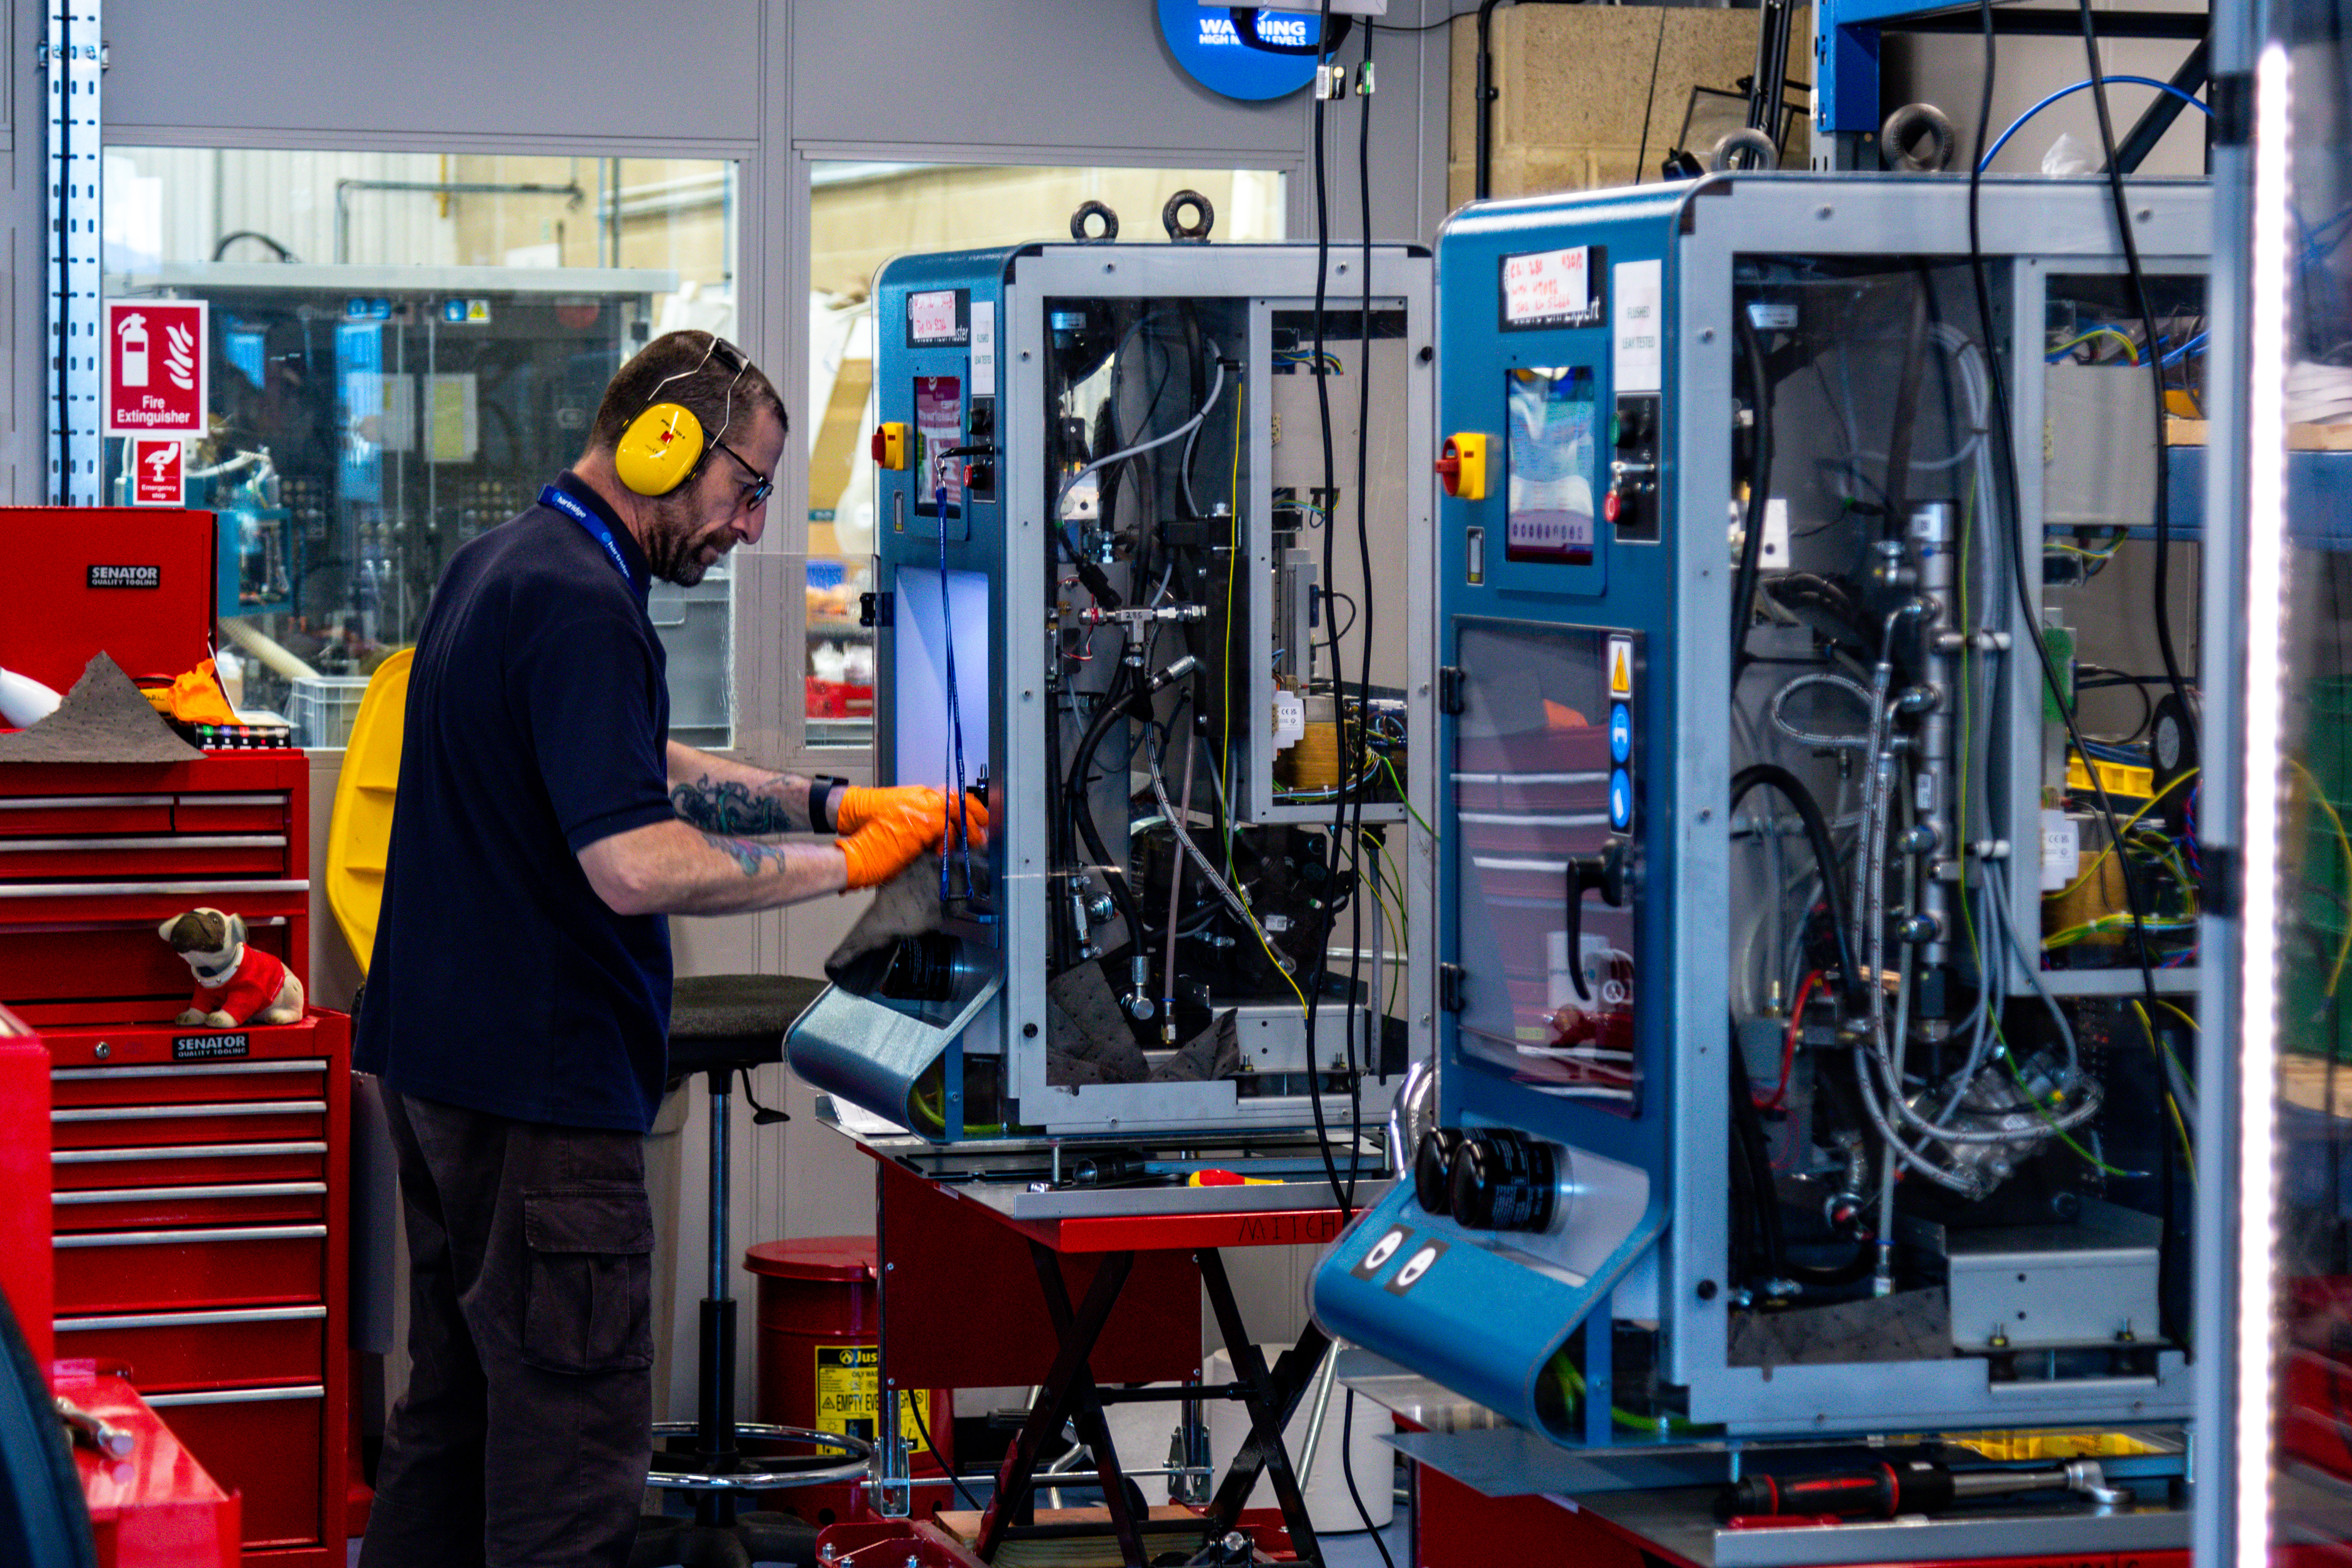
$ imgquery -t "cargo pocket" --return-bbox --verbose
[519,1187,655,1375]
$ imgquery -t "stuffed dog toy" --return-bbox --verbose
[159,909,305,1028]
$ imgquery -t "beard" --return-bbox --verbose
[640,497,715,588]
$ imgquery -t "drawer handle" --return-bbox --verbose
[0,879,310,899]
[55,1224,327,1248]
[54,1060,326,1082]
[55,1141,328,1165]
[56,1182,327,1205]
[0,836,287,853]
[2,915,289,938]
[145,1384,324,1408]
[0,795,175,811]
[54,1101,327,1123]
[56,1305,327,1332]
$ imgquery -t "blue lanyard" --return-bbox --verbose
[540,484,646,600]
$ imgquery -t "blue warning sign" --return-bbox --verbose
[1609,767,1633,831]
[1608,702,1632,765]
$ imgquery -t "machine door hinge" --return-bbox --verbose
[1438,962,1466,1013]
[859,591,892,629]
[1438,666,1466,715]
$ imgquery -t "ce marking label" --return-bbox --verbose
[1351,1225,1414,1281]
[1385,1239,1450,1295]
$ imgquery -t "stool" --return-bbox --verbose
[635,975,867,1568]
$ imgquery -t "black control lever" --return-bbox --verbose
[1562,837,1631,1002]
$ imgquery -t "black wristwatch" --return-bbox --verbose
[808,775,849,834]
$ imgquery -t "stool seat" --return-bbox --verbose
[667,974,826,1078]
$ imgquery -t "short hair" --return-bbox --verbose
[588,330,788,463]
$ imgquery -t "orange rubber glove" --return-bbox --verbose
[944,792,990,851]
[833,783,943,835]
[837,788,946,891]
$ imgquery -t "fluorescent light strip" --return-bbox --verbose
[2236,40,2297,1566]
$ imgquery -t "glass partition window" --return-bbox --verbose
[2265,18,2352,1552]
[803,163,1286,750]
[101,149,742,747]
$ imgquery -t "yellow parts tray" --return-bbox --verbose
[2066,751,2154,802]
[324,648,412,975]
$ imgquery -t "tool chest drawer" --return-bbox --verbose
[148,1384,327,1549]
[0,831,291,881]
[53,1098,327,1149]
[52,1138,328,1191]
[0,792,174,837]
[54,1223,328,1313]
[53,1177,327,1230]
[54,1303,327,1392]
[52,1056,327,1107]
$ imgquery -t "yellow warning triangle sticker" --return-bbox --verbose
[1608,639,1633,696]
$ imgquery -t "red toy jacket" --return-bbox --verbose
[189,947,288,1022]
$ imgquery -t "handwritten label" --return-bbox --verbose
[1502,246,1600,329]
[907,289,964,345]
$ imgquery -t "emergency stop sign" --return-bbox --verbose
[130,438,184,506]
[103,299,208,438]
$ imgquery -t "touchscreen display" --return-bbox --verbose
[1505,367,1597,565]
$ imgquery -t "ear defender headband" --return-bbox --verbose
[613,333,751,497]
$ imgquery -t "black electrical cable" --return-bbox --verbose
[904,1392,984,1512]
[1340,1390,1398,1568]
[1730,765,1867,1015]
[1347,16,1379,1118]
[1879,273,1935,549]
[1729,311,1778,686]
[2075,665,2159,743]
[1967,0,2186,1343]
[2077,0,2199,752]
[1295,0,1361,1221]
[1632,6,1670,185]
[1065,665,1149,963]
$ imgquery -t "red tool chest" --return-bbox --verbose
[0,753,350,1566]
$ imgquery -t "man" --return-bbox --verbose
[355,331,962,1568]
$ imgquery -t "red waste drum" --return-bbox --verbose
[747,1236,951,1525]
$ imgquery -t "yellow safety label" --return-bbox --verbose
[813,1344,927,1453]
[1608,636,1634,697]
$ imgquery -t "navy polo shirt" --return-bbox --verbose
[354,471,676,1132]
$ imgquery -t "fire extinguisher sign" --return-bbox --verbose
[103,299,208,438]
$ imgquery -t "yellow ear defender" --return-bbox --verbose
[611,333,749,497]
[614,402,705,496]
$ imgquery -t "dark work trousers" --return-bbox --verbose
[358,1093,655,1568]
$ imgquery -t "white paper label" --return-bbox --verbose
[1503,247,1595,327]
[1613,260,1664,394]
[970,301,996,387]
[2040,809,2081,893]
[1272,691,1308,748]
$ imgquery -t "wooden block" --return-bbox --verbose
[934,1507,1214,1568]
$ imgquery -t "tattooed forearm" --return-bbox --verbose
[671,776,806,836]
[701,831,800,878]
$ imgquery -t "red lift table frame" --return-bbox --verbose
[859,1138,1387,1568]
